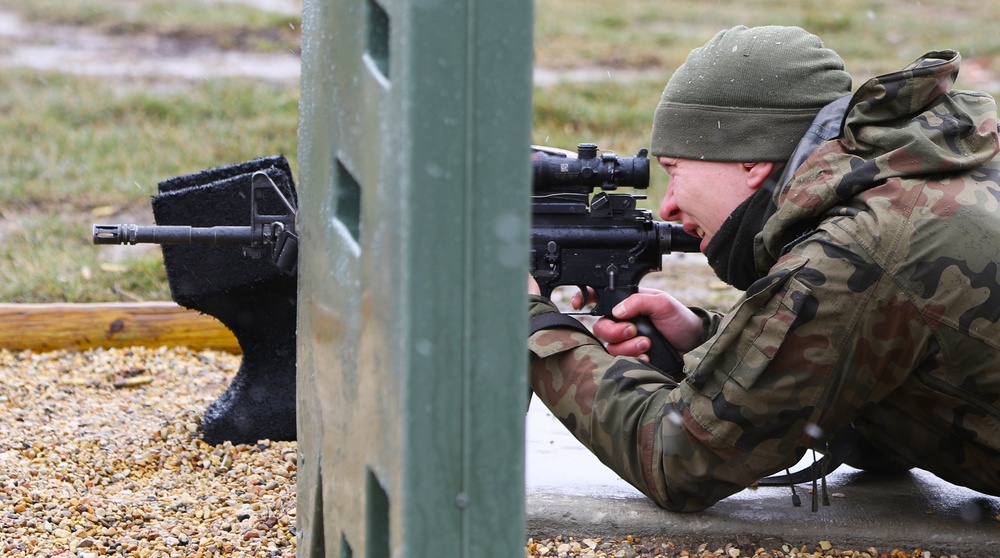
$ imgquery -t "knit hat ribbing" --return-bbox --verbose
[650,25,852,162]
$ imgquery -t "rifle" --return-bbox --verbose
[93,170,299,274]
[530,143,701,377]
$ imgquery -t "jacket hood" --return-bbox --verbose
[757,50,1000,268]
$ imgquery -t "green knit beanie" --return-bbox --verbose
[650,25,852,162]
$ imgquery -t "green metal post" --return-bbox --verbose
[295,0,534,556]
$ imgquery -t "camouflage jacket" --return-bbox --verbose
[528,50,1000,511]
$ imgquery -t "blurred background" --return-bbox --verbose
[0,0,996,303]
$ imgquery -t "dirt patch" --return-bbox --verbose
[0,6,666,88]
[0,9,301,84]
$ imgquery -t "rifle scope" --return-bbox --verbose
[532,143,649,195]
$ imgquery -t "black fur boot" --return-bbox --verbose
[152,156,298,445]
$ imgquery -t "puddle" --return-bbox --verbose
[533,66,665,87]
[205,0,301,16]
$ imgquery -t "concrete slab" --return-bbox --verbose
[525,396,1000,556]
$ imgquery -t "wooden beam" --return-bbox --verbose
[0,302,240,354]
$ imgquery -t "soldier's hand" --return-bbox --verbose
[593,289,702,359]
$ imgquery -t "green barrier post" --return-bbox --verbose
[295,0,534,555]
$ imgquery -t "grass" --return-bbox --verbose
[0,70,300,302]
[2,0,999,302]
[534,0,1000,83]
[0,207,174,301]
[0,71,300,209]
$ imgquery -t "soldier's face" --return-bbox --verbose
[656,157,760,252]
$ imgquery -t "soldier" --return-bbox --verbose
[528,25,1000,511]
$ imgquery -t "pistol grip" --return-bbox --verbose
[631,315,684,381]
[600,287,684,381]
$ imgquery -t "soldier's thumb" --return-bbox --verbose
[612,292,672,321]
[611,296,644,320]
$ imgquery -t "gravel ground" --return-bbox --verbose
[0,344,963,558]
[525,535,959,558]
[0,346,297,557]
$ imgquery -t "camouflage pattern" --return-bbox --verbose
[528,50,1000,511]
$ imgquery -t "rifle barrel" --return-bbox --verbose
[657,222,702,254]
[93,224,252,245]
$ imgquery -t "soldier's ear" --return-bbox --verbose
[742,162,775,191]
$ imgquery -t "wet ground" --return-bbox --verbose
[526,395,1000,557]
